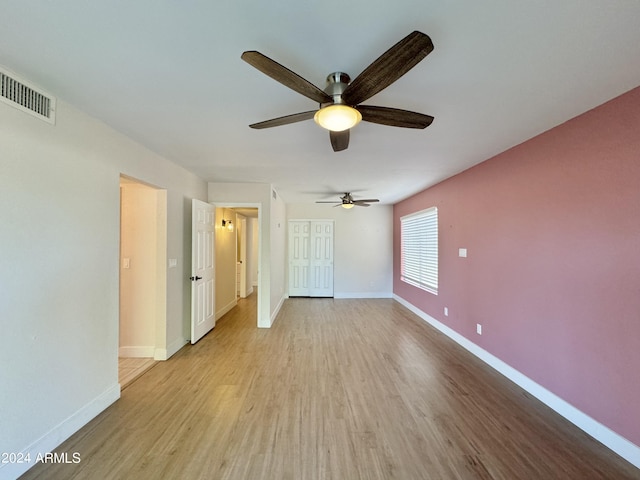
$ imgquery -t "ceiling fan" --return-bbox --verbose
[316,193,380,209]
[241,30,434,152]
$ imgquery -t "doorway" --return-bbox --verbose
[119,175,167,386]
[214,205,260,324]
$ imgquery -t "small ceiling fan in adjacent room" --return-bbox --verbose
[316,193,380,209]
[241,30,434,152]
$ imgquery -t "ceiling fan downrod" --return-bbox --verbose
[322,72,351,106]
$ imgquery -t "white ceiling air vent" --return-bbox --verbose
[0,66,56,124]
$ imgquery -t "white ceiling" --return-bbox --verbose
[2,1,640,204]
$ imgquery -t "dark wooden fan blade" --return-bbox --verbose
[342,31,434,106]
[330,130,350,152]
[249,110,317,129]
[354,199,379,203]
[355,203,371,207]
[242,51,332,104]
[358,105,434,129]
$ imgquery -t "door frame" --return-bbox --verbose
[213,203,262,327]
[118,175,168,361]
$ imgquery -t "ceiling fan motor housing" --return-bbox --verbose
[323,72,351,106]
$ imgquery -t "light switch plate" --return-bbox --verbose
[459,248,467,257]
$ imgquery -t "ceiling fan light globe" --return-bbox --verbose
[341,203,355,209]
[314,105,361,132]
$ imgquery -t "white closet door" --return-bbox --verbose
[288,220,334,297]
[288,221,311,296]
[309,221,334,297]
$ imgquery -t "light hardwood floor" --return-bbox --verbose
[20,292,639,479]
[118,357,157,389]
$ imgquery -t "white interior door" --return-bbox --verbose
[288,221,310,296]
[191,199,215,344]
[309,221,334,297]
[238,215,248,298]
[288,220,334,297]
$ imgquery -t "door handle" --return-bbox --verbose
[190,276,202,281]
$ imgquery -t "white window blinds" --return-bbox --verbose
[400,207,438,294]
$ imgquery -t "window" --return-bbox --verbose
[400,207,438,294]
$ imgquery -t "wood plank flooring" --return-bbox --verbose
[118,357,157,389]
[20,292,640,479]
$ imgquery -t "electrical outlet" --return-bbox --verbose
[476,323,482,335]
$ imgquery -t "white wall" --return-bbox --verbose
[249,217,259,287]
[215,207,238,319]
[0,95,207,479]
[270,190,287,320]
[119,182,164,357]
[286,203,393,298]
[208,183,286,327]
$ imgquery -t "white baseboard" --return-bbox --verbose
[393,294,640,470]
[334,291,393,299]
[154,348,168,361]
[121,339,186,361]
[118,346,155,357]
[0,383,120,480]
[155,337,188,361]
[216,298,237,321]
[269,294,287,327]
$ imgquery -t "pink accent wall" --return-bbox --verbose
[393,86,640,446]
